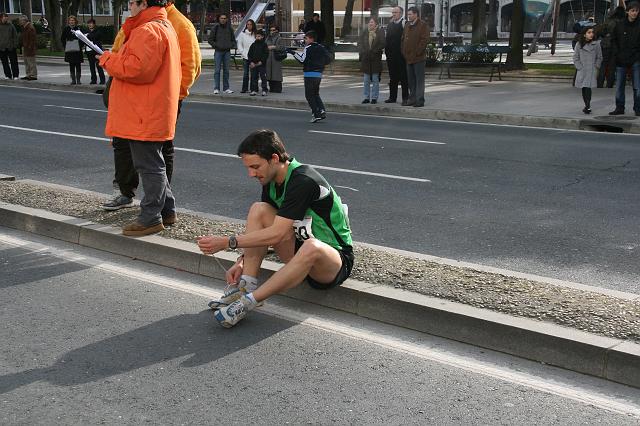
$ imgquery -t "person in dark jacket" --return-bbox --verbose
[208,13,236,94]
[609,1,640,115]
[401,6,429,107]
[596,6,625,88]
[85,19,105,84]
[248,29,269,96]
[18,15,36,80]
[0,13,19,79]
[359,17,385,104]
[303,13,326,45]
[384,6,408,103]
[61,15,84,84]
[288,30,331,122]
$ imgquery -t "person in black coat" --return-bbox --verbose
[61,15,84,84]
[84,19,105,85]
[609,1,640,115]
[248,30,269,95]
[384,6,408,103]
[303,13,326,45]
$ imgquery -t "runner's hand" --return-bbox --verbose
[196,235,227,255]
[226,260,243,284]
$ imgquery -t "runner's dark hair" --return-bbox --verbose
[237,129,290,162]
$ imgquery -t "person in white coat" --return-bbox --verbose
[573,27,602,114]
[237,19,256,93]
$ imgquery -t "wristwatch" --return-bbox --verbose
[228,235,238,250]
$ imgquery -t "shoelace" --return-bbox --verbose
[227,300,246,317]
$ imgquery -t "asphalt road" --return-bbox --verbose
[2,227,639,424]
[1,85,639,294]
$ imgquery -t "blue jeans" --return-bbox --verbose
[363,73,380,100]
[214,50,230,91]
[242,59,250,92]
[615,62,640,112]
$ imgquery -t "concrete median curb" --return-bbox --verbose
[3,79,639,133]
[1,200,639,389]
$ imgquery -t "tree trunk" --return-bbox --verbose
[304,0,314,23]
[320,0,333,48]
[20,0,32,22]
[487,0,498,40]
[112,0,123,35]
[505,0,524,70]
[220,0,231,17]
[471,0,486,44]
[342,0,356,37]
[370,0,379,20]
[69,0,81,18]
[199,0,207,42]
[44,0,63,51]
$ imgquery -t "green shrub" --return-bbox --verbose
[36,34,49,49]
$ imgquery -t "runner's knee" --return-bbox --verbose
[247,202,277,227]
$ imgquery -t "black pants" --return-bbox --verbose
[87,53,105,84]
[250,64,267,92]
[597,50,616,88]
[0,48,19,79]
[69,63,81,83]
[111,101,181,198]
[387,56,408,102]
[581,87,592,108]
[304,77,325,117]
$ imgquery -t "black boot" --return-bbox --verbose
[70,70,76,85]
[609,107,625,115]
[76,69,81,85]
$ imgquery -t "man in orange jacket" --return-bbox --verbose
[98,0,181,236]
[102,1,201,217]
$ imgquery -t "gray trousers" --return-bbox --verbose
[406,61,425,104]
[129,140,176,227]
[23,56,37,78]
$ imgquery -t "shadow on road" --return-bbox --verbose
[0,246,90,289]
[0,309,293,394]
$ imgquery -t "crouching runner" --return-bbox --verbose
[196,129,354,328]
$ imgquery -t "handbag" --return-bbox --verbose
[274,48,287,62]
[65,38,80,52]
[102,77,112,108]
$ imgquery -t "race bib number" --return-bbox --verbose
[293,216,314,241]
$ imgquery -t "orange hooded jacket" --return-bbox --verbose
[111,3,201,100]
[99,6,181,142]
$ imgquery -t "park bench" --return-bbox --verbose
[438,44,511,82]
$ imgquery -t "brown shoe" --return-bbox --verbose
[162,213,177,226]
[122,221,164,236]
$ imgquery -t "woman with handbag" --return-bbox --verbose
[265,25,285,93]
[61,15,84,84]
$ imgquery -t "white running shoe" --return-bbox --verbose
[213,89,220,94]
[214,295,253,328]
[224,89,234,94]
[208,279,261,310]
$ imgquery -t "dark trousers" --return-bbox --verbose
[304,77,325,117]
[87,53,105,84]
[69,63,81,83]
[597,50,616,88]
[0,48,19,78]
[387,56,408,101]
[111,101,180,199]
[250,64,267,92]
[128,140,176,227]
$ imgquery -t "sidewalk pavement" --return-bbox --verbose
[5,57,639,133]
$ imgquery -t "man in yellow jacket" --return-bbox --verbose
[102,0,201,220]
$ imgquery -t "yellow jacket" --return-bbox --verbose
[112,3,201,100]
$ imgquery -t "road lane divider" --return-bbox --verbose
[0,125,431,183]
[309,130,446,145]
[43,104,107,113]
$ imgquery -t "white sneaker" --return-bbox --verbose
[250,91,257,96]
[213,89,220,94]
[214,295,254,328]
[208,279,261,309]
[261,91,267,96]
[224,89,234,94]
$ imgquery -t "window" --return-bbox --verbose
[11,0,20,14]
[95,0,111,15]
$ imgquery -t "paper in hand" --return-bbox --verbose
[72,29,104,55]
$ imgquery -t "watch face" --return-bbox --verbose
[229,236,237,249]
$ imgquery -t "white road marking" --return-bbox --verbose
[334,185,359,192]
[1,231,639,419]
[0,124,110,141]
[309,130,446,145]
[44,104,107,112]
[0,124,430,183]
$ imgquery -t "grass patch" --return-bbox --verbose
[37,49,65,57]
